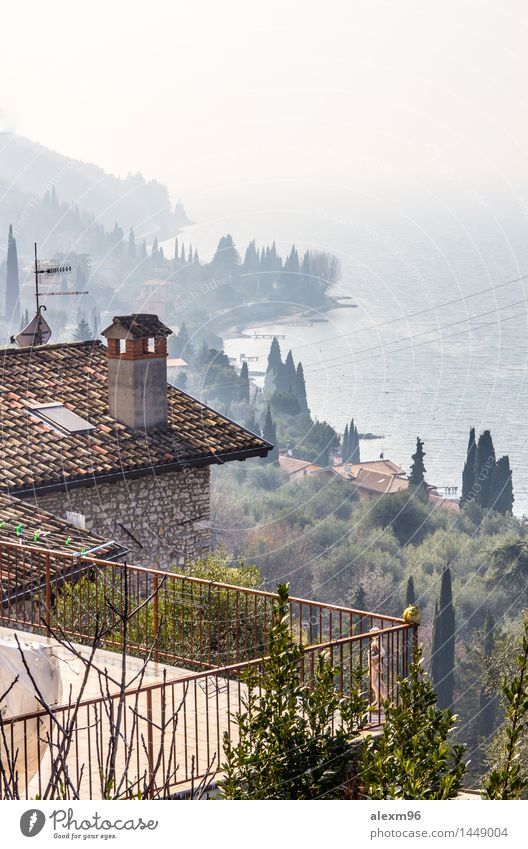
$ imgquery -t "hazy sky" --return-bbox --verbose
[3,0,528,208]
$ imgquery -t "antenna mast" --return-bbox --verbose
[12,243,89,348]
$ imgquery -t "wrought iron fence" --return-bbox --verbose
[0,538,415,799]
[0,538,406,669]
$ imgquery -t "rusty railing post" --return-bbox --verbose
[45,552,51,633]
[153,573,159,664]
[146,688,154,795]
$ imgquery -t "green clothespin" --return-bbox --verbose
[15,523,22,536]
[65,536,72,545]
[0,521,5,529]
[33,531,40,542]
[81,548,87,555]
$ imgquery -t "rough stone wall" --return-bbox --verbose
[22,467,211,569]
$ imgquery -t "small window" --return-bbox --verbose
[28,403,95,434]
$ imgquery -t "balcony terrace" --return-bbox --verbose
[0,539,416,799]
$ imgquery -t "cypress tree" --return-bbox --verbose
[479,609,497,738]
[474,430,496,509]
[264,337,283,396]
[342,424,350,463]
[350,420,361,463]
[19,308,29,331]
[405,575,416,607]
[5,224,20,325]
[293,362,309,413]
[431,566,455,710]
[490,455,514,515]
[409,437,426,489]
[262,405,279,463]
[238,361,250,403]
[174,238,179,261]
[282,350,297,394]
[128,227,136,258]
[141,240,147,258]
[461,427,477,504]
[243,240,258,271]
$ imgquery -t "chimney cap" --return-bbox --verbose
[101,314,173,341]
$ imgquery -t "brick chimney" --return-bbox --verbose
[101,314,173,430]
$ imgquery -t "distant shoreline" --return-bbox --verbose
[222,297,356,340]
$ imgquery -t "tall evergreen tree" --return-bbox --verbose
[409,437,426,489]
[474,430,496,509]
[262,405,279,463]
[342,424,350,463]
[128,227,136,258]
[282,350,297,394]
[141,240,147,259]
[170,322,194,360]
[73,316,92,342]
[174,237,179,261]
[5,224,20,325]
[461,427,477,504]
[350,419,360,463]
[264,337,283,396]
[405,575,416,607]
[213,234,240,267]
[238,361,250,403]
[243,240,259,271]
[490,455,514,515]
[431,566,455,710]
[293,362,309,413]
[479,609,498,739]
[19,307,29,331]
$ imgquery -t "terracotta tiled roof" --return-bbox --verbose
[278,454,333,477]
[336,459,406,479]
[352,468,410,494]
[0,341,271,493]
[0,492,125,559]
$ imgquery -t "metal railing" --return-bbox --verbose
[0,538,416,799]
[0,538,406,669]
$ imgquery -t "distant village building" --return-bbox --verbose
[279,454,459,511]
[0,314,271,567]
[278,453,335,481]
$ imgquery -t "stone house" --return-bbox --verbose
[0,314,271,567]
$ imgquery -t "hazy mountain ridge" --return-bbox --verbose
[0,133,190,242]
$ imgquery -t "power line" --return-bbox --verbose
[307,305,528,375]
[304,296,528,374]
[293,269,528,353]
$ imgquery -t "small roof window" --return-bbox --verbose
[28,403,95,434]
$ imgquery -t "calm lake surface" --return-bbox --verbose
[164,187,528,514]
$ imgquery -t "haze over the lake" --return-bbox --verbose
[3,0,528,212]
[4,0,528,507]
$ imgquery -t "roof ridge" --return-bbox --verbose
[0,339,103,355]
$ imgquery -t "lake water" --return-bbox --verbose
[162,186,528,514]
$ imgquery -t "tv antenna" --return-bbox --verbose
[12,243,89,348]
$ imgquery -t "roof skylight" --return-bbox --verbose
[28,403,95,434]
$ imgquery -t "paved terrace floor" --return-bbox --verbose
[0,625,241,799]
[1,626,384,800]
